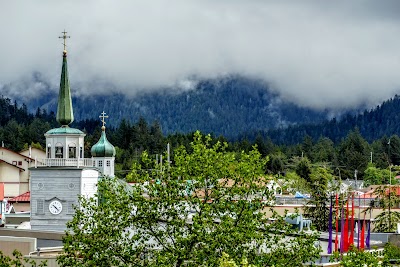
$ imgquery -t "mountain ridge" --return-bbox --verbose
[8,76,334,139]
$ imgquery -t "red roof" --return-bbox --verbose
[386,186,400,196]
[8,191,30,203]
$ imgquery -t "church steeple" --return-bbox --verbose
[56,31,74,126]
[91,111,116,158]
[91,111,115,177]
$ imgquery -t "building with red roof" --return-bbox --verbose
[0,146,45,198]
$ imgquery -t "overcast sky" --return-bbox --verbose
[1,0,400,110]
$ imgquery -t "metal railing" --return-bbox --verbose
[274,196,376,207]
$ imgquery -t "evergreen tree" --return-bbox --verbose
[338,129,370,179]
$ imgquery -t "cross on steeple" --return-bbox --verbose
[59,30,70,51]
[99,111,109,127]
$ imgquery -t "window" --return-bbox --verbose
[12,161,17,165]
[106,160,110,167]
[18,161,22,166]
[67,201,75,214]
[93,160,96,167]
[36,200,44,214]
[98,160,103,167]
[79,147,83,158]
[68,143,76,159]
[55,144,63,158]
[47,145,51,158]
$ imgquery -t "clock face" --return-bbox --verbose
[49,200,63,215]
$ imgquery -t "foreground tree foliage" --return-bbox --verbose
[0,250,47,267]
[219,253,256,267]
[58,132,320,267]
[331,246,381,267]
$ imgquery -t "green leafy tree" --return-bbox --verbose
[366,186,400,233]
[265,152,286,175]
[24,118,51,147]
[363,163,391,186]
[330,246,380,267]
[388,135,400,166]
[0,249,47,267]
[3,119,25,151]
[303,167,332,231]
[295,157,312,182]
[301,135,314,159]
[370,138,389,169]
[219,253,256,267]
[312,137,336,164]
[58,132,321,266]
[383,242,400,265]
[283,171,309,194]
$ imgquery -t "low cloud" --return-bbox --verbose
[1,1,400,110]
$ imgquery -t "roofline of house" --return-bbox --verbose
[0,147,37,161]
[0,159,25,171]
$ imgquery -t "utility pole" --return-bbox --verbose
[388,138,392,231]
[354,169,358,190]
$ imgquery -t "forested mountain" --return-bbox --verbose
[3,89,400,180]
[3,75,400,145]
[255,95,400,145]
[14,76,331,139]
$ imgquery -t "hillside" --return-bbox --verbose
[15,76,331,139]
[256,95,400,145]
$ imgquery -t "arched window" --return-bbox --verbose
[68,143,77,159]
[47,144,51,158]
[55,143,63,158]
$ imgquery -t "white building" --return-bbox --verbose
[0,147,45,197]
[29,33,115,231]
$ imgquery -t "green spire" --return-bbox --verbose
[56,51,74,126]
[56,31,74,126]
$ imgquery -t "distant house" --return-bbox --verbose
[341,179,364,192]
[8,191,30,212]
[4,191,31,227]
[0,147,45,197]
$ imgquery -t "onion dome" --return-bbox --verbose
[91,126,116,157]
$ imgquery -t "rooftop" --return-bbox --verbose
[9,191,30,203]
[45,127,84,135]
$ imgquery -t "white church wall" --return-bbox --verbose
[81,169,99,199]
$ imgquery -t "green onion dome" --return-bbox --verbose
[91,126,116,157]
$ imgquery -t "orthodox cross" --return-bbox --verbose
[59,30,70,51]
[99,111,109,127]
